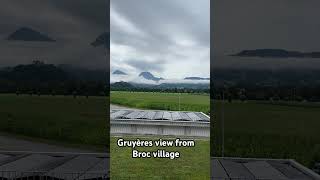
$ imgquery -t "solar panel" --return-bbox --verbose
[171,112,181,121]
[0,154,10,161]
[46,155,103,179]
[244,161,288,179]
[111,109,210,137]
[154,111,164,120]
[111,109,210,122]
[186,112,202,121]
[111,110,129,119]
[78,158,109,179]
[0,152,109,179]
[268,161,313,179]
[142,111,157,120]
[162,111,172,120]
[220,159,255,179]
[136,111,148,119]
[195,112,210,122]
[212,158,319,180]
[0,154,57,172]
[125,111,142,119]
[179,112,192,121]
[211,159,229,179]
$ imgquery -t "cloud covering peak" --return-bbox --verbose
[110,0,210,79]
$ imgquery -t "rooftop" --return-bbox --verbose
[0,151,109,180]
[111,109,210,137]
[212,157,320,180]
[111,109,210,123]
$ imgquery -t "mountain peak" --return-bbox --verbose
[7,27,56,42]
[233,49,320,58]
[139,72,164,81]
[113,70,127,75]
[91,32,109,47]
[184,77,210,80]
[139,71,153,76]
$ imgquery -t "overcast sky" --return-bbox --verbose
[213,0,320,69]
[110,0,210,79]
[0,0,108,69]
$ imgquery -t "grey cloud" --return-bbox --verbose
[213,0,320,69]
[110,0,210,78]
[125,59,165,73]
[0,0,108,69]
[111,0,209,53]
[213,0,320,55]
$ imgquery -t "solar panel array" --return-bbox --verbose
[212,158,320,180]
[111,109,210,122]
[0,152,109,180]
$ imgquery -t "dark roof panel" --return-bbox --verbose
[0,152,109,180]
[0,154,10,161]
[212,157,320,180]
[269,160,314,180]
[220,159,255,179]
[244,161,288,180]
[211,159,229,179]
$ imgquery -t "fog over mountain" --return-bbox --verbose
[0,0,109,70]
[213,0,320,70]
[111,0,210,79]
[112,70,127,75]
[233,49,320,58]
[7,27,56,42]
[111,70,209,86]
[211,0,320,102]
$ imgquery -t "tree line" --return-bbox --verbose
[0,61,109,96]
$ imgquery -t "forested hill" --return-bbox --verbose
[0,61,108,96]
[211,68,320,101]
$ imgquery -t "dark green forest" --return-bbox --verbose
[211,68,320,102]
[0,61,108,96]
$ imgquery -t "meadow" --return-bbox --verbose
[110,91,210,179]
[212,100,320,168]
[110,137,210,180]
[0,94,109,151]
[110,91,210,114]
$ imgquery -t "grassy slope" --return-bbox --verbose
[110,137,210,180]
[212,100,320,167]
[0,94,109,150]
[110,91,210,114]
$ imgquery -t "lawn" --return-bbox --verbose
[0,94,109,151]
[110,137,210,180]
[212,100,320,168]
[110,91,210,114]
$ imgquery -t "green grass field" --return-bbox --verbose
[0,94,108,150]
[111,137,210,180]
[212,100,320,168]
[111,91,210,114]
[110,91,210,179]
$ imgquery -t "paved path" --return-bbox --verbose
[0,135,94,153]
